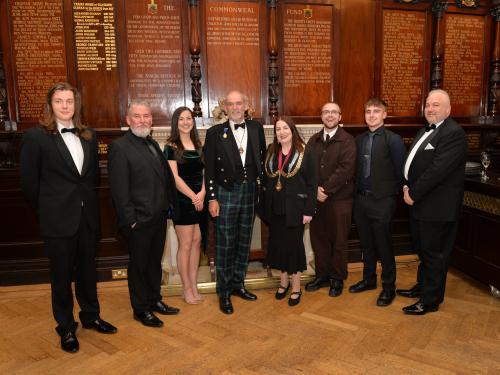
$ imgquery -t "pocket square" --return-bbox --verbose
[424,143,435,150]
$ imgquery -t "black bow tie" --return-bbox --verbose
[425,124,436,132]
[234,123,245,130]
[61,127,77,134]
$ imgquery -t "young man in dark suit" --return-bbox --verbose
[349,98,406,306]
[108,100,179,327]
[204,90,266,314]
[399,89,467,315]
[20,82,117,354]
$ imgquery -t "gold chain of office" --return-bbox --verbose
[264,151,304,179]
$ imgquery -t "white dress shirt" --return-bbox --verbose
[230,120,248,165]
[404,120,444,180]
[58,122,84,175]
[324,126,338,141]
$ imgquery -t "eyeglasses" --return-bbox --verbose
[322,110,340,115]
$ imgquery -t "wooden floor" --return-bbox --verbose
[1,263,499,375]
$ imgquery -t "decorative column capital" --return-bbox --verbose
[491,6,500,22]
[431,1,448,19]
[267,0,278,8]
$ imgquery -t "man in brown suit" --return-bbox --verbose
[306,102,356,297]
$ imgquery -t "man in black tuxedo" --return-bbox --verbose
[349,98,406,306]
[108,100,179,327]
[399,89,467,315]
[20,82,117,354]
[204,90,266,314]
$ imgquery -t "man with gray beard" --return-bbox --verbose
[108,100,179,328]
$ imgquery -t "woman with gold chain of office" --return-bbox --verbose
[263,116,318,306]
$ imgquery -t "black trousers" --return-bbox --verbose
[44,217,100,336]
[410,218,459,306]
[353,194,397,290]
[126,218,167,314]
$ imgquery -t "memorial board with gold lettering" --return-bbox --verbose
[282,3,333,116]
[125,0,185,123]
[205,1,262,118]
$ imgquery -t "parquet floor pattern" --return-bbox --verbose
[0,264,499,375]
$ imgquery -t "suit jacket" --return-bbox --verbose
[107,130,177,228]
[203,119,266,201]
[20,126,100,237]
[263,145,318,226]
[306,127,356,201]
[406,117,468,222]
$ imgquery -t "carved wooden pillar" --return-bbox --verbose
[489,5,500,117]
[0,49,7,128]
[267,0,279,122]
[189,0,202,117]
[430,1,447,89]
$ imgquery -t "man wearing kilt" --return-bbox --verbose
[204,90,266,314]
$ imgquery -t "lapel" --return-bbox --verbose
[80,136,90,176]
[53,132,80,176]
[247,120,259,165]
[220,121,238,171]
[126,131,165,180]
[414,124,442,156]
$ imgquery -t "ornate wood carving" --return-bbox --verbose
[430,1,447,89]
[0,49,7,129]
[189,0,202,117]
[489,6,500,117]
[267,0,279,122]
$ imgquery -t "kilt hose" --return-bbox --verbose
[215,181,256,298]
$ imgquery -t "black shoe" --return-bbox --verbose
[152,301,180,315]
[329,279,344,297]
[288,290,302,307]
[348,279,377,293]
[402,300,439,315]
[61,331,79,353]
[219,297,234,314]
[134,311,164,327]
[305,277,330,292]
[376,289,396,307]
[396,284,421,298]
[275,284,290,300]
[232,288,257,301]
[82,318,118,334]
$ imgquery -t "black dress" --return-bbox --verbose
[163,145,205,226]
[265,151,310,274]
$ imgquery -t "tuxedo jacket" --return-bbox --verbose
[406,117,468,222]
[203,119,266,201]
[20,126,100,238]
[107,130,177,228]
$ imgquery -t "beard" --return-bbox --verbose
[130,126,151,138]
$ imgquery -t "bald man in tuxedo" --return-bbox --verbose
[399,89,467,315]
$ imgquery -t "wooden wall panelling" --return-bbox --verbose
[267,0,279,122]
[430,1,447,90]
[337,0,374,125]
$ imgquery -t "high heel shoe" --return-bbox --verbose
[288,290,302,306]
[275,284,290,300]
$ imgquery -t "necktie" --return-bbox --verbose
[234,123,246,130]
[425,123,436,132]
[61,127,77,134]
[363,132,376,178]
[325,134,330,143]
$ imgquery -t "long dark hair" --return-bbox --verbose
[41,82,91,141]
[167,106,202,162]
[266,116,305,159]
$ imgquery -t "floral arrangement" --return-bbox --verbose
[211,96,255,125]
